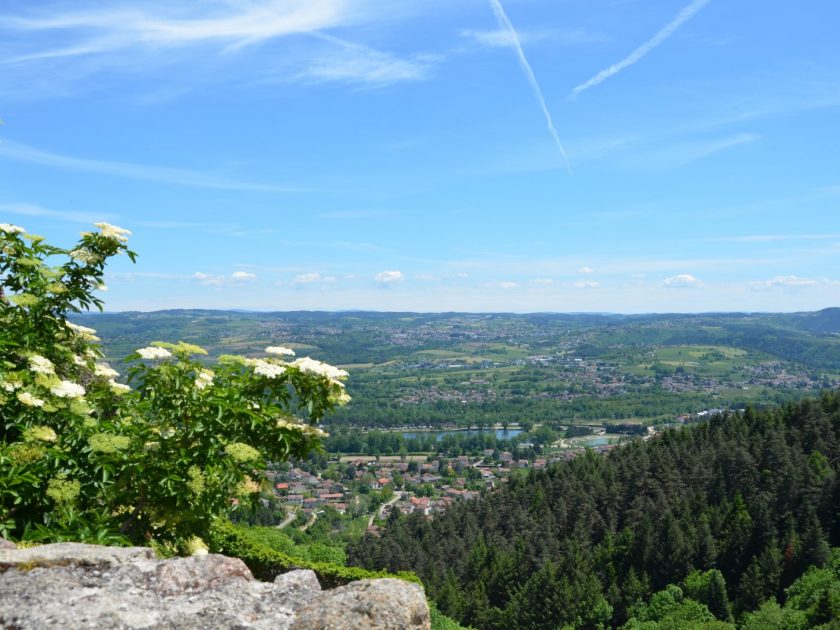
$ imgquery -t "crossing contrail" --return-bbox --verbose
[571,0,712,98]
[489,0,572,174]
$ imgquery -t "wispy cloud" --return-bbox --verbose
[0,140,307,192]
[573,280,599,289]
[0,2,351,55]
[294,272,337,285]
[460,27,606,49]
[299,31,437,87]
[0,2,433,90]
[488,0,572,174]
[663,274,702,288]
[570,0,713,98]
[193,271,257,286]
[0,201,115,224]
[749,275,818,290]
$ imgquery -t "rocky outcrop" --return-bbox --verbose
[0,542,430,629]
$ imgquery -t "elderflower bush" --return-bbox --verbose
[0,223,348,552]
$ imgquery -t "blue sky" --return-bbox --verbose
[1,0,839,313]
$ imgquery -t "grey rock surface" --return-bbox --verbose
[293,578,430,630]
[274,568,322,603]
[0,543,429,630]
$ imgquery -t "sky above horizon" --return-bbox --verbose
[1,0,839,313]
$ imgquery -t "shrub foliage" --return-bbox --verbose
[0,222,348,552]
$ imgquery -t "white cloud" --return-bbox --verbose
[663,274,702,288]
[0,2,434,90]
[499,281,518,290]
[374,270,404,284]
[193,271,256,286]
[749,275,818,290]
[294,272,337,285]
[1,2,350,53]
[578,266,594,274]
[573,281,600,289]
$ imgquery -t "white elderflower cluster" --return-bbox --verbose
[2,378,22,392]
[290,357,348,381]
[66,321,97,336]
[0,223,26,234]
[28,355,55,375]
[195,369,214,390]
[109,381,131,395]
[69,248,101,265]
[265,346,295,357]
[95,222,132,242]
[94,363,120,379]
[24,425,57,442]
[250,359,286,379]
[50,380,86,399]
[275,418,327,438]
[136,346,172,360]
[17,391,45,407]
[72,355,88,367]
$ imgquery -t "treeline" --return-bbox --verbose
[324,425,563,456]
[330,389,793,428]
[347,392,840,628]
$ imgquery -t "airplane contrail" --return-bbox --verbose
[570,0,712,98]
[489,0,572,174]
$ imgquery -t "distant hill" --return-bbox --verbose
[73,308,840,427]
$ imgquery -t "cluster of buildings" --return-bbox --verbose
[270,448,611,528]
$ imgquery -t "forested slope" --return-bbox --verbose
[348,392,840,628]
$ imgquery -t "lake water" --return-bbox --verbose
[401,428,523,442]
[581,436,609,447]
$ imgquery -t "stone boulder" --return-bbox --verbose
[0,543,429,630]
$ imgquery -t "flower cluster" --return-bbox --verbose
[136,346,173,360]
[67,322,100,342]
[28,355,55,375]
[88,433,131,454]
[94,363,120,379]
[250,359,286,379]
[95,222,132,243]
[17,391,45,407]
[195,369,214,390]
[24,425,57,443]
[224,442,261,463]
[50,380,86,399]
[290,356,348,381]
[265,346,295,357]
[69,248,101,265]
[0,223,26,234]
